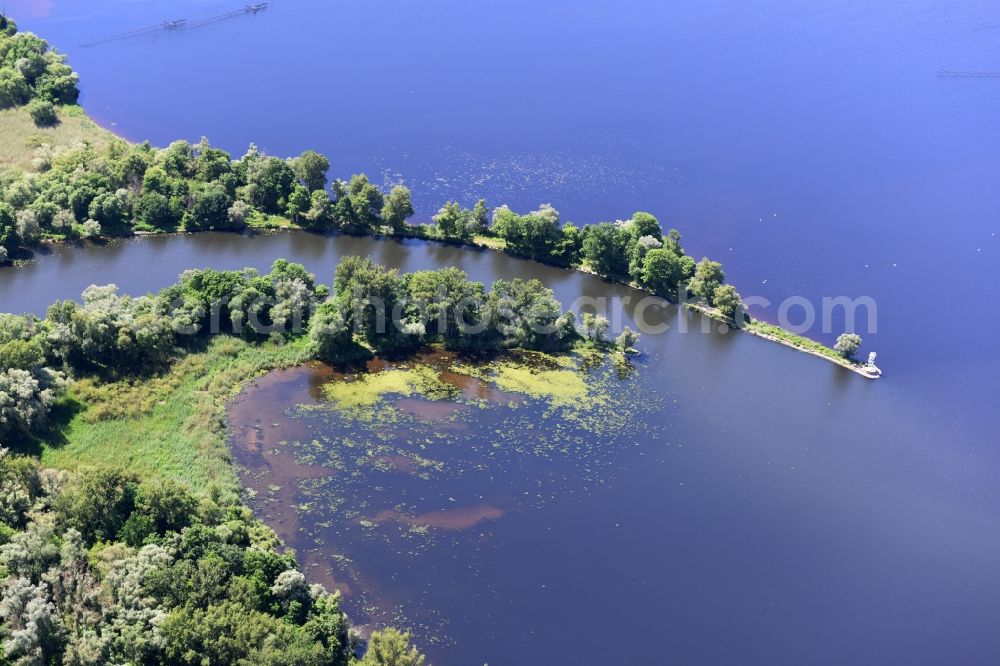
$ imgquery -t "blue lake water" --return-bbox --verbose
[6,0,1000,663]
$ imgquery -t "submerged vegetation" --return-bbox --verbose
[453,356,596,410]
[230,347,664,640]
[321,365,457,413]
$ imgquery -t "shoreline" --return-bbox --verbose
[0,99,879,380]
[684,303,881,379]
[458,238,883,380]
[6,223,882,379]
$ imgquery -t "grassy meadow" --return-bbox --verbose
[0,104,116,172]
[38,335,313,495]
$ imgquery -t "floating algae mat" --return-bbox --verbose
[228,348,669,645]
[320,350,607,418]
[321,364,459,412]
[454,359,599,409]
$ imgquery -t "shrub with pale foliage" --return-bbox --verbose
[0,367,63,443]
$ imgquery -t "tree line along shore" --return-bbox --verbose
[0,14,872,379]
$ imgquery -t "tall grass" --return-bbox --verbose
[0,105,116,171]
[40,335,312,496]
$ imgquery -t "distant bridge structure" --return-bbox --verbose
[81,3,268,48]
[937,70,1000,78]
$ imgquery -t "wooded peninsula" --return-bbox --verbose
[0,14,875,666]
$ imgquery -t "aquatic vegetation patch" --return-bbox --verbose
[231,347,671,643]
[478,362,596,409]
[371,505,506,530]
[320,364,458,414]
[451,352,605,412]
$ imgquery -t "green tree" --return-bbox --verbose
[492,204,563,263]
[134,191,176,229]
[0,15,17,38]
[33,57,79,104]
[334,174,384,232]
[141,165,172,196]
[406,268,485,347]
[432,201,466,238]
[243,155,296,214]
[0,337,43,371]
[118,479,198,547]
[616,326,640,353]
[308,301,354,362]
[381,186,414,232]
[640,248,684,296]
[0,67,29,108]
[302,592,353,665]
[16,52,46,85]
[333,257,416,353]
[0,366,62,439]
[303,190,334,229]
[627,211,663,241]
[688,258,725,303]
[161,602,327,666]
[292,150,330,192]
[628,234,662,281]
[160,140,195,178]
[0,202,17,250]
[0,449,40,527]
[286,184,312,223]
[580,312,610,343]
[581,223,630,277]
[56,468,139,545]
[190,183,232,230]
[834,333,862,358]
[471,198,489,234]
[0,575,64,664]
[15,209,41,244]
[485,278,576,351]
[551,223,583,267]
[81,219,102,238]
[360,628,426,666]
[712,284,743,324]
[193,138,233,182]
[663,228,683,254]
[88,191,128,230]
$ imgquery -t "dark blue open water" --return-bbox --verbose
[6,0,1000,663]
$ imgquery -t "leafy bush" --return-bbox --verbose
[26,98,56,126]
